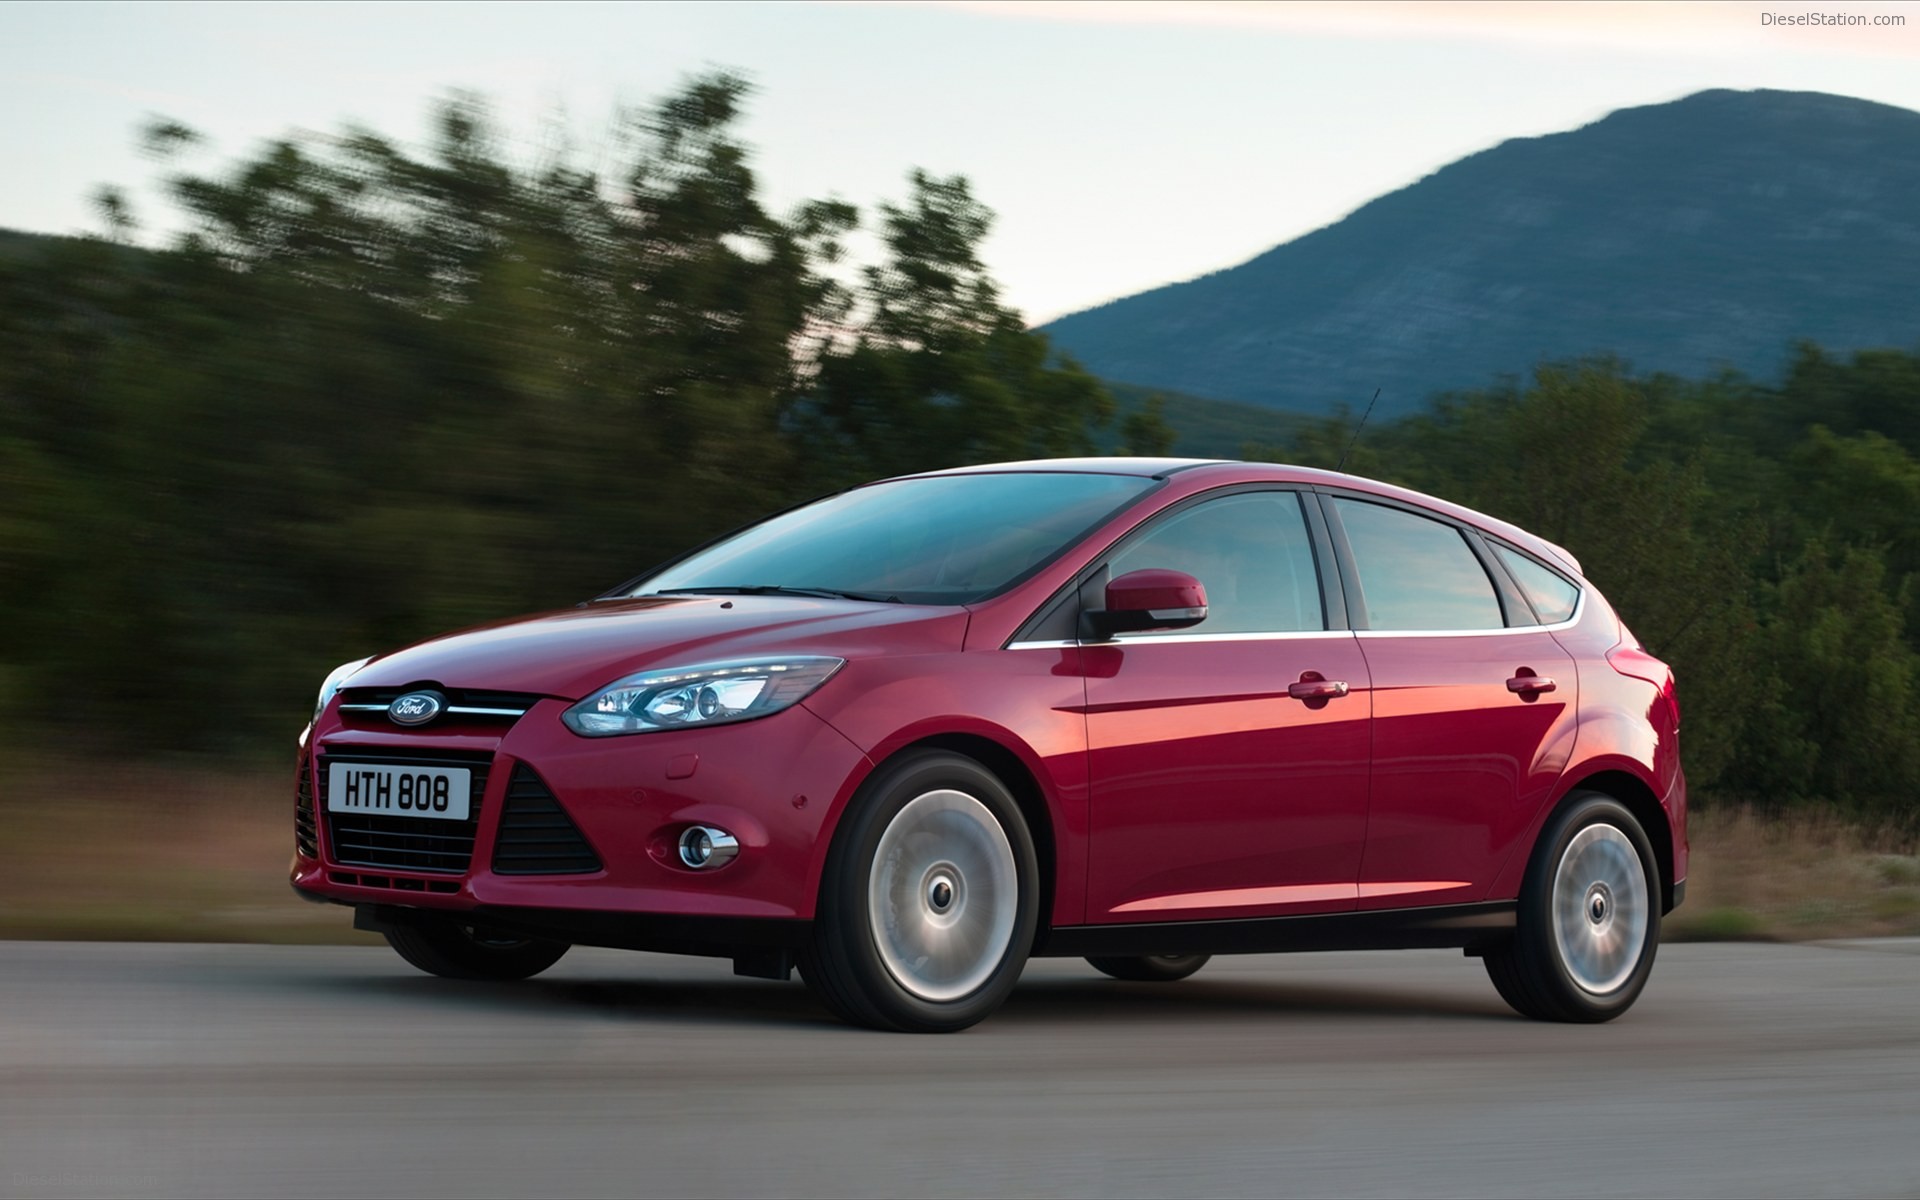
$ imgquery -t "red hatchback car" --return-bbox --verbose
[293,458,1686,1031]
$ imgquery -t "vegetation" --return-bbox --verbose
[1105,381,1307,458]
[2,73,1918,835]
[0,74,1111,754]
[1660,806,1920,942]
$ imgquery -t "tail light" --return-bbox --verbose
[1607,643,1679,728]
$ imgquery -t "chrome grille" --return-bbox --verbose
[335,686,543,723]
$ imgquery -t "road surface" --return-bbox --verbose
[2,938,1917,1197]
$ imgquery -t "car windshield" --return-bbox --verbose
[634,472,1156,605]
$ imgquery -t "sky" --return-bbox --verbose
[3,0,1918,323]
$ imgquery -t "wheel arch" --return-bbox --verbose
[908,732,1058,937]
[805,727,1063,934]
[1568,770,1675,914]
[1500,768,1675,914]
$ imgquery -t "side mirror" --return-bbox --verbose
[1079,568,1209,642]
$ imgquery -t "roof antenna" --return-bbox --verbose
[1336,388,1381,472]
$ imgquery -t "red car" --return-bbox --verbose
[293,458,1686,1032]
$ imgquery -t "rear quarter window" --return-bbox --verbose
[1493,544,1581,624]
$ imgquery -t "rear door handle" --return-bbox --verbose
[1506,673,1557,695]
[1288,675,1351,701]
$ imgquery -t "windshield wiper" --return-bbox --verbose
[649,585,903,604]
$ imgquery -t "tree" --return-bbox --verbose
[1117,394,1177,456]
[1733,542,1920,814]
[794,170,1112,487]
[0,75,1126,752]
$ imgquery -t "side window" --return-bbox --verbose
[1494,544,1581,624]
[1333,498,1503,631]
[1107,492,1324,634]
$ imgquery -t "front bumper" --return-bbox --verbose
[292,699,872,924]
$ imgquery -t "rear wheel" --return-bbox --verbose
[800,750,1038,1032]
[1485,792,1659,1022]
[383,916,569,981]
[1087,954,1211,982]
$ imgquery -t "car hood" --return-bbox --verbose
[344,596,972,700]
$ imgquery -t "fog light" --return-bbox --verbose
[678,825,739,870]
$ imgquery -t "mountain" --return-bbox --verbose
[1041,89,1920,418]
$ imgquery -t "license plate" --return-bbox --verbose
[326,762,471,821]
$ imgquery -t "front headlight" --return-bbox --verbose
[313,655,375,722]
[562,656,844,737]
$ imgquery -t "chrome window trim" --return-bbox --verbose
[336,703,532,717]
[1007,630,1353,650]
[1007,588,1584,649]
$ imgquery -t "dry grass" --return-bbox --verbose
[0,758,377,945]
[1,760,1914,944]
[1664,805,1920,942]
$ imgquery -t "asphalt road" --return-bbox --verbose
[2,938,1918,1199]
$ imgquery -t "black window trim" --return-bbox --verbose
[1463,529,1538,628]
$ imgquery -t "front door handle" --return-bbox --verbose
[1288,673,1351,701]
[1506,672,1557,695]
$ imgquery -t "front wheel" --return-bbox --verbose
[1485,792,1660,1022]
[383,916,569,981]
[800,750,1039,1032]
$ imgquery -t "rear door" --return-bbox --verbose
[1322,494,1578,910]
[1081,489,1374,923]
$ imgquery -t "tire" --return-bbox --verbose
[800,750,1039,1032]
[1087,954,1211,982]
[383,916,570,981]
[1485,791,1660,1023]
